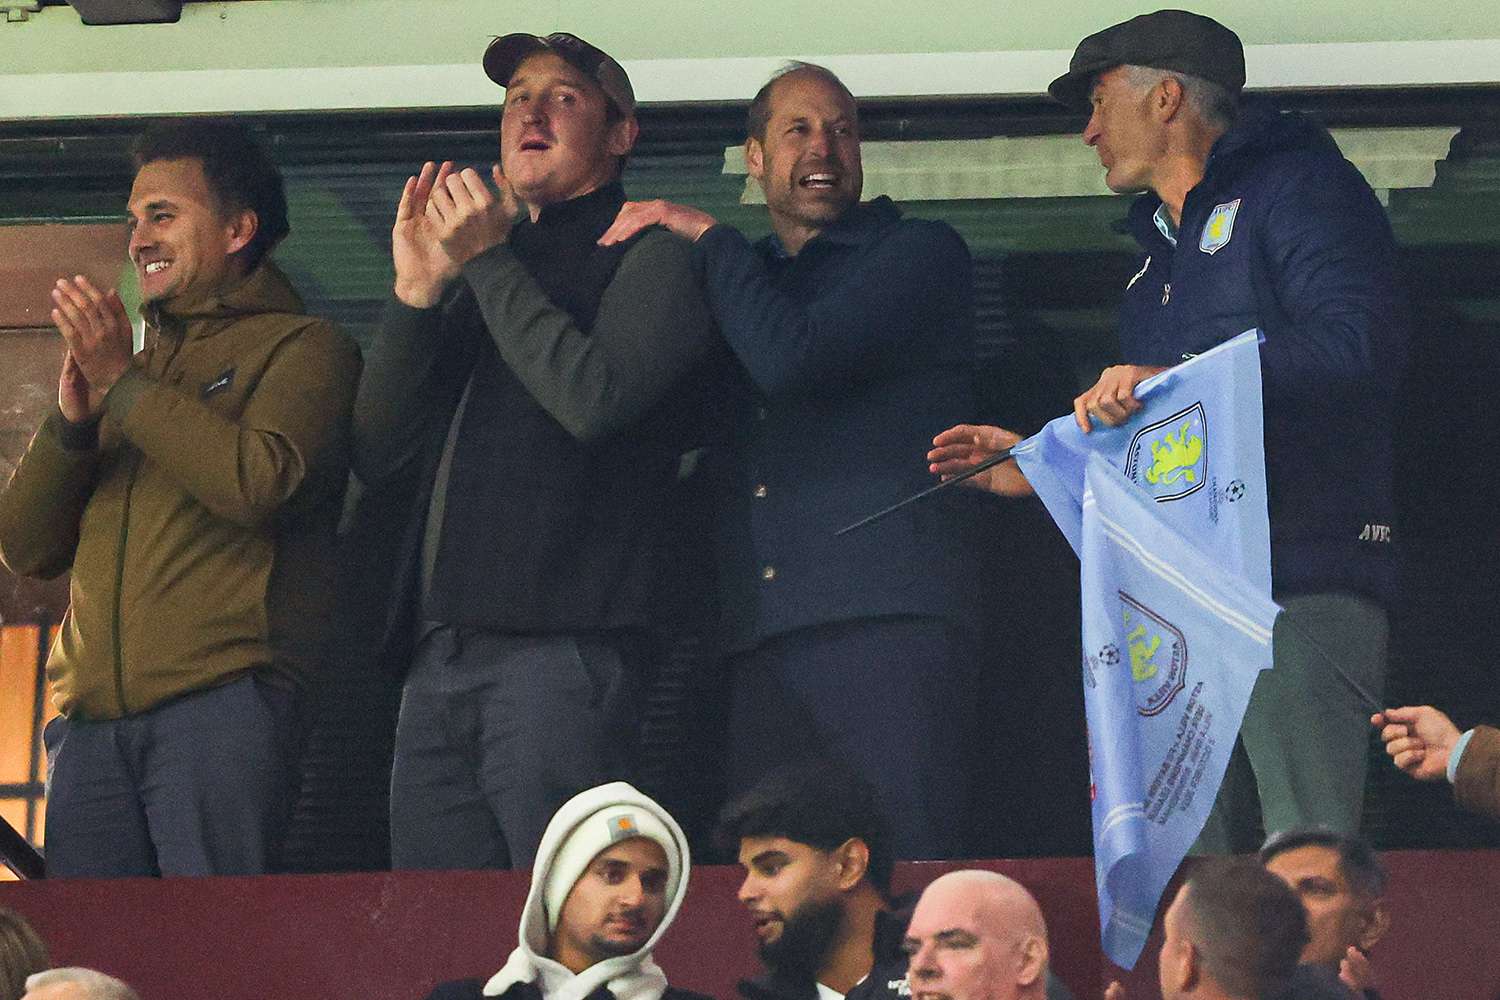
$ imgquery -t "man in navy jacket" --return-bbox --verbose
[931,11,1408,851]
[602,63,980,859]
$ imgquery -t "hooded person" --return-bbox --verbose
[424,782,709,1000]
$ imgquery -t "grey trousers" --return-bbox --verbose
[43,673,302,878]
[1195,591,1388,854]
[388,625,641,870]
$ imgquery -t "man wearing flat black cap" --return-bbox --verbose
[932,11,1409,852]
[353,30,724,870]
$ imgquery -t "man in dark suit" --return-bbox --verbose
[601,62,980,859]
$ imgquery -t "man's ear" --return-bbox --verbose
[1179,941,1203,993]
[1015,935,1047,988]
[1160,939,1198,996]
[1154,76,1186,122]
[1358,900,1391,951]
[224,208,259,258]
[833,837,870,890]
[607,115,640,158]
[745,137,765,181]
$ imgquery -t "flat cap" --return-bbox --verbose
[1048,10,1244,110]
[482,31,636,117]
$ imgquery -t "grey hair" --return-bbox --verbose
[24,968,140,1000]
[1124,65,1238,130]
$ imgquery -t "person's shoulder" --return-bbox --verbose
[270,314,363,374]
[872,208,969,262]
[622,226,698,264]
[421,978,487,1000]
[608,227,705,288]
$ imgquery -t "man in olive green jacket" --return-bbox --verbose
[0,122,360,877]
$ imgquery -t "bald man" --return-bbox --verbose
[903,871,1050,1000]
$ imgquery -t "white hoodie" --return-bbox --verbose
[482,782,692,1000]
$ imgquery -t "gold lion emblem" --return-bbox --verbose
[1144,422,1204,487]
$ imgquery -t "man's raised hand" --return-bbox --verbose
[429,164,519,269]
[1072,364,1168,433]
[58,350,103,425]
[393,161,463,308]
[927,424,1033,497]
[598,200,717,246]
[51,276,133,416]
[1372,705,1462,783]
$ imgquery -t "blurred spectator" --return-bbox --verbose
[21,969,138,1000]
[717,761,904,1000]
[423,782,705,1000]
[0,121,359,877]
[0,909,48,1000]
[1149,859,1306,1000]
[1260,828,1389,998]
[903,870,1049,1000]
[1373,706,1500,820]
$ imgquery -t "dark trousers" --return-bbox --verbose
[388,625,642,870]
[43,673,302,878]
[727,615,976,860]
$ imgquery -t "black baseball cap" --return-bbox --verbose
[482,31,636,117]
[1047,10,1245,110]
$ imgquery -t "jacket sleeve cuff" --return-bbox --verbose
[56,409,103,451]
[1454,725,1500,817]
[102,368,153,426]
[1448,728,1476,784]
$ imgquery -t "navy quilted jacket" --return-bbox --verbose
[1116,110,1409,606]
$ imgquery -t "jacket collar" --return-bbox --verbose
[763,196,902,259]
[526,181,628,232]
[143,258,305,336]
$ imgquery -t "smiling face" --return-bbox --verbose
[551,837,669,973]
[746,69,862,253]
[1082,65,1168,194]
[500,51,637,214]
[127,157,254,306]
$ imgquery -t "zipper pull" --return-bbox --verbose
[1161,283,1172,306]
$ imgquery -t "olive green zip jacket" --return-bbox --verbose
[0,261,360,719]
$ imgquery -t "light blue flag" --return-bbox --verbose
[1013,330,1272,596]
[1080,453,1281,969]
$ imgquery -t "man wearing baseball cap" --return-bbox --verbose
[353,32,725,870]
[424,782,709,1000]
[931,11,1409,851]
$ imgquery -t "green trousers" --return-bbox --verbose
[1195,591,1388,854]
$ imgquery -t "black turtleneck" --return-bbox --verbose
[404,180,721,634]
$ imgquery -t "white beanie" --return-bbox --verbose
[543,802,683,931]
[481,782,692,1000]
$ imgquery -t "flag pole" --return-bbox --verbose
[835,448,1015,537]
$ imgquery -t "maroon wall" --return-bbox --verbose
[1,852,1497,1000]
